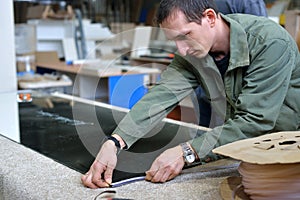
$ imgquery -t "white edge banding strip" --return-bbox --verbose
[52,92,211,132]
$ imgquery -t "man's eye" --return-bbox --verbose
[177,34,187,40]
[177,32,190,40]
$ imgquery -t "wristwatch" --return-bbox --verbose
[180,142,196,165]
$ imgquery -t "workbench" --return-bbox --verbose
[0,134,239,200]
[0,91,240,199]
[18,73,73,89]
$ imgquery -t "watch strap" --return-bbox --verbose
[107,136,121,149]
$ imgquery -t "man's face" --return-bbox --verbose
[160,10,214,58]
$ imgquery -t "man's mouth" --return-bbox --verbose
[187,50,197,56]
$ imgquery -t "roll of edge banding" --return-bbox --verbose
[212,131,300,200]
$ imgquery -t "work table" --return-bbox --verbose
[0,134,239,199]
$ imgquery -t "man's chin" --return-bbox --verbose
[189,52,206,59]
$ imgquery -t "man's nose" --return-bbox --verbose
[175,41,189,56]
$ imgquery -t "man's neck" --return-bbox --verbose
[209,51,227,61]
[210,15,230,61]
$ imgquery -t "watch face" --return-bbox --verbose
[186,154,195,163]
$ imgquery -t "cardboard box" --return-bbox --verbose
[16,51,60,73]
[35,51,60,64]
[26,5,46,20]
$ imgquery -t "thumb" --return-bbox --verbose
[104,167,114,184]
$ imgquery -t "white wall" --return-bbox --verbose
[0,1,20,142]
[0,1,17,92]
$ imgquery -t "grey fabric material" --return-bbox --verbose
[0,135,239,200]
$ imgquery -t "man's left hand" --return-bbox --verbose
[145,145,184,183]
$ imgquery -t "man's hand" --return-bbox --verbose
[145,145,185,183]
[81,140,118,188]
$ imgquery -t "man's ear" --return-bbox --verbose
[203,9,217,28]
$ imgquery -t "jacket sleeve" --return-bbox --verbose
[113,55,199,148]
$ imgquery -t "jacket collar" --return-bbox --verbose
[221,14,250,71]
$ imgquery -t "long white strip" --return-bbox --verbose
[110,176,146,188]
[52,92,211,132]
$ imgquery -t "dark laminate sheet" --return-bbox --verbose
[19,95,204,184]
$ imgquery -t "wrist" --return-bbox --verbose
[186,143,199,161]
[180,142,200,165]
[110,134,127,149]
[106,139,119,154]
[107,135,122,155]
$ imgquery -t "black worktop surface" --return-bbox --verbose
[19,95,202,183]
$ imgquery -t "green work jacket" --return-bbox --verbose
[114,14,300,161]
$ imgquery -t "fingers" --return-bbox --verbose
[91,165,111,188]
[145,146,185,183]
[81,141,118,188]
[145,163,183,183]
[81,160,112,188]
[145,168,181,183]
[145,166,158,181]
[145,168,168,183]
[81,171,111,188]
[104,166,114,185]
[81,172,99,189]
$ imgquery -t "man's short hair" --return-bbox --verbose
[155,0,218,25]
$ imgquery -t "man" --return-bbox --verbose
[82,0,300,188]
[215,0,267,16]
[195,0,268,127]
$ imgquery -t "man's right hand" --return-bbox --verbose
[81,140,118,188]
